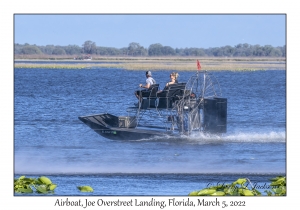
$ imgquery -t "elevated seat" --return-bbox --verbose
[156,83,186,108]
[139,84,160,109]
[139,84,159,98]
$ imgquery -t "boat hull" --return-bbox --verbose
[78,114,171,140]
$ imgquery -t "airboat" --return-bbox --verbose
[79,66,227,140]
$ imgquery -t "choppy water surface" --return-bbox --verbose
[14,67,286,195]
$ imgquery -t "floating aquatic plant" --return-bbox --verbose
[14,175,57,194]
[265,176,286,196]
[189,176,286,196]
[77,186,94,192]
[188,177,261,196]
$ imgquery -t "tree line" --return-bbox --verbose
[14,41,286,57]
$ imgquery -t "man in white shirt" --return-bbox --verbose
[135,71,156,101]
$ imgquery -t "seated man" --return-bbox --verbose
[135,71,156,101]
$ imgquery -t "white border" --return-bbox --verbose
[2,1,296,209]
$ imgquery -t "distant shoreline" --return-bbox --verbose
[14,56,286,71]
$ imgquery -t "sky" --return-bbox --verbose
[14,14,286,49]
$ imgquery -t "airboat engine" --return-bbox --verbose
[202,97,227,133]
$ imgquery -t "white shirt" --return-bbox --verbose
[146,77,156,86]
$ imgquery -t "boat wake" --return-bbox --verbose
[130,130,286,144]
[222,131,286,143]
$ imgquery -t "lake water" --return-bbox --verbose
[14,66,286,196]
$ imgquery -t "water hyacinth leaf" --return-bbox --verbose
[280,188,286,195]
[239,189,254,196]
[18,187,33,193]
[275,177,285,182]
[252,188,262,196]
[38,176,52,185]
[223,187,232,195]
[211,191,225,196]
[189,176,286,197]
[233,178,247,185]
[14,175,58,194]
[77,186,93,192]
[48,184,57,191]
[271,177,285,186]
[35,185,49,194]
[188,191,199,196]
[216,184,229,190]
[197,189,216,196]
[272,187,285,195]
[34,179,43,185]
[265,190,273,196]
[23,178,35,184]
[269,176,284,181]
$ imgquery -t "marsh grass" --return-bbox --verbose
[14,56,286,71]
[14,63,88,69]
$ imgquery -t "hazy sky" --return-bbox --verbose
[14,14,286,49]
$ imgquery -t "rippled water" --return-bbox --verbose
[14,67,286,195]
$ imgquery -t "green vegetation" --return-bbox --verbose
[14,40,286,71]
[15,175,285,195]
[265,176,286,196]
[188,176,286,196]
[14,41,285,58]
[14,175,57,194]
[77,186,94,192]
[14,57,285,71]
[14,63,88,69]
[14,175,94,194]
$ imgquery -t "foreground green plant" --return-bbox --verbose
[77,186,94,192]
[265,176,286,196]
[14,175,57,194]
[189,176,286,196]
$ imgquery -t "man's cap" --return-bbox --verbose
[146,71,152,76]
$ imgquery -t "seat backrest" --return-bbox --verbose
[168,86,185,98]
[149,84,159,90]
[164,82,186,90]
[157,83,186,98]
[146,84,160,97]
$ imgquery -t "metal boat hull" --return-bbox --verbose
[78,114,172,140]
